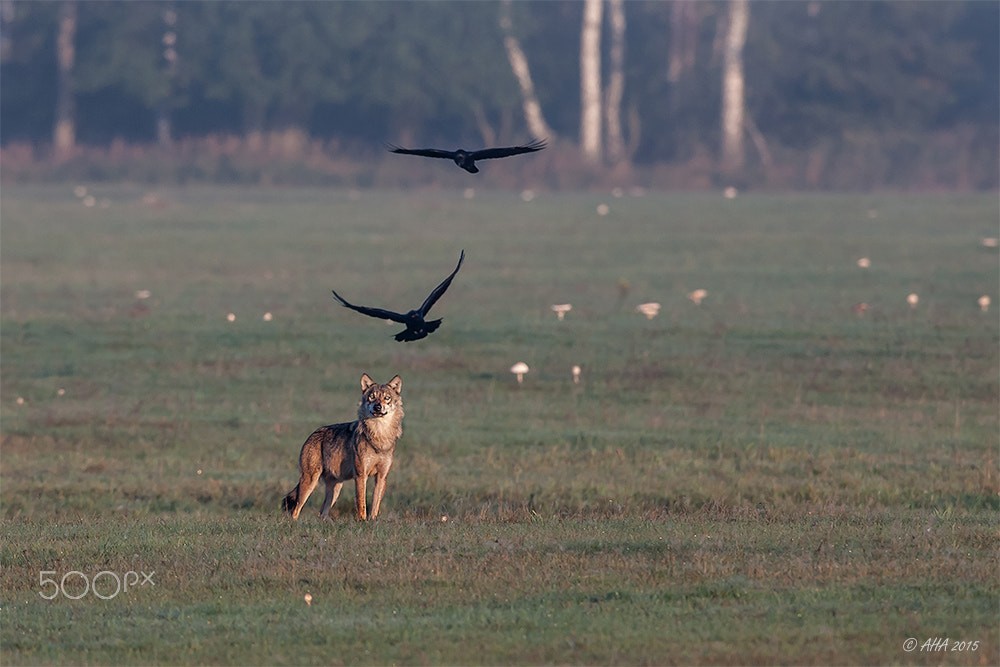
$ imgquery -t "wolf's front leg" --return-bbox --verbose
[369,470,391,518]
[354,474,368,520]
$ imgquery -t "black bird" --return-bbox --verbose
[332,250,465,342]
[386,139,547,173]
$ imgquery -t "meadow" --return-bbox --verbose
[1,184,997,665]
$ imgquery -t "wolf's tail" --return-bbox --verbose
[281,486,299,514]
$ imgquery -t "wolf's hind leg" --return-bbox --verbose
[290,471,320,520]
[319,481,343,519]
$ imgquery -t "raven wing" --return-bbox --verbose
[468,139,547,161]
[332,290,410,324]
[418,250,465,316]
[385,144,457,160]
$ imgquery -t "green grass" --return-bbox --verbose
[2,185,998,665]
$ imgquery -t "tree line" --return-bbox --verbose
[1,1,996,189]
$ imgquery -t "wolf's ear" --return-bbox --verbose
[387,375,402,394]
[361,373,375,391]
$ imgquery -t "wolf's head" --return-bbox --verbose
[358,373,403,421]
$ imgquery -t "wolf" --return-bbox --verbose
[282,374,403,521]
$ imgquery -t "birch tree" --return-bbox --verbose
[720,0,749,174]
[499,0,553,140]
[668,1,698,84]
[604,0,626,166]
[54,0,76,159]
[155,5,177,146]
[579,0,603,164]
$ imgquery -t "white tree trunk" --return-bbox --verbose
[54,0,77,160]
[499,0,554,141]
[604,0,626,166]
[470,101,496,147]
[668,1,698,83]
[579,0,603,164]
[156,5,178,147]
[720,0,749,174]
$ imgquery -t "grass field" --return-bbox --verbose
[2,184,998,665]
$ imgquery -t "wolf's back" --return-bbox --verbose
[311,422,358,474]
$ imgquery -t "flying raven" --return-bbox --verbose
[386,139,547,173]
[331,250,465,342]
